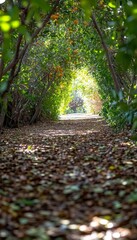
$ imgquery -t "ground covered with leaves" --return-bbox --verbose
[0,115,137,240]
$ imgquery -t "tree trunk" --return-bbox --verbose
[0,95,7,130]
[91,13,121,92]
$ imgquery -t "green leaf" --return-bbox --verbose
[109,165,116,170]
[0,81,7,94]
[31,0,50,12]
[0,189,7,196]
[0,15,11,22]
[116,51,132,70]
[93,187,104,193]
[0,22,10,32]
[108,2,116,8]
[126,191,137,203]
[64,185,80,194]
[27,145,32,150]
[11,20,20,28]
[130,134,137,141]
[9,5,19,20]
[27,227,49,239]
[17,198,39,206]
[10,204,20,211]
[19,218,29,225]
[118,90,123,100]
[80,0,96,19]
[132,120,137,130]
[113,201,121,209]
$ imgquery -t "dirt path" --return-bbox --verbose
[0,116,137,240]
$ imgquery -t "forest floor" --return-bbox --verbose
[0,114,137,240]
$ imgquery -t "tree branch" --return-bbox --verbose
[1,0,61,82]
[91,13,121,92]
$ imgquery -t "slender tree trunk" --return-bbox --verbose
[91,13,121,92]
[0,95,7,130]
[29,74,53,124]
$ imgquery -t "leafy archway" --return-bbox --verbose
[0,0,137,132]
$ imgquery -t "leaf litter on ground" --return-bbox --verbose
[0,116,137,240]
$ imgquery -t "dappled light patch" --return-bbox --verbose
[0,116,137,239]
[60,113,102,120]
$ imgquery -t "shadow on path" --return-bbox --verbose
[0,115,137,240]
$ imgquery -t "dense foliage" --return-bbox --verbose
[0,0,137,133]
[82,0,137,132]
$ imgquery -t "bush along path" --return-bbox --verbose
[0,116,137,240]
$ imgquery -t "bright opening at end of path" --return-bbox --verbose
[60,113,101,120]
[0,0,6,4]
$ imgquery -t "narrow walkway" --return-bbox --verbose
[59,113,100,120]
[0,115,137,240]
